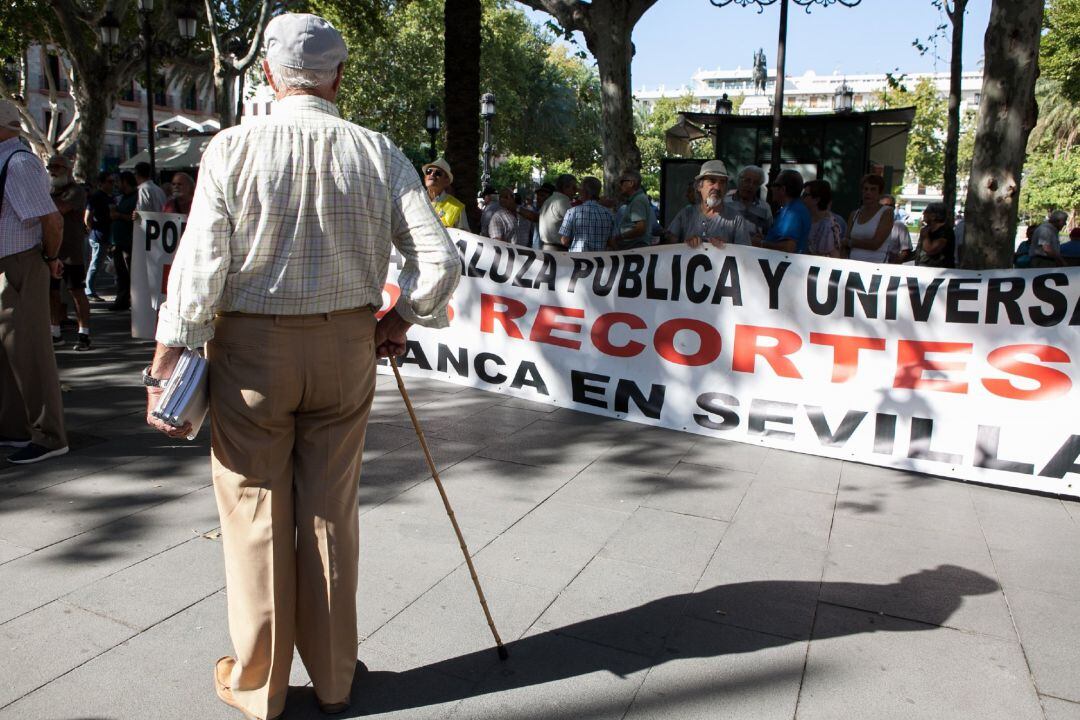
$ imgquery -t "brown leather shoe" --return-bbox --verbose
[214,656,283,720]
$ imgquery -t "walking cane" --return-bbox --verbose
[388,357,509,661]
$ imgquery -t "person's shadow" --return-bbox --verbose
[282,565,997,718]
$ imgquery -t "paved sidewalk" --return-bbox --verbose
[1,305,1078,720]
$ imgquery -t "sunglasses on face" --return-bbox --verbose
[425,168,444,178]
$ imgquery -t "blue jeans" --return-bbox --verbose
[85,229,109,295]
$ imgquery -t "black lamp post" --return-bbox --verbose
[715,93,734,115]
[98,0,198,180]
[425,103,440,161]
[709,0,862,182]
[833,79,854,113]
[479,92,495,192]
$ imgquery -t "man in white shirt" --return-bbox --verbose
[0,99,68,465]
[133,161,167,213]
[538,174,576,252]
[145,14,459,720]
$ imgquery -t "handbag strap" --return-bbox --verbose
[0,148,34,217]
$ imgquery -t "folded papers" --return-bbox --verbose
[151,348,209,440]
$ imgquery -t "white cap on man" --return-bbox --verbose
[264,13,348,70]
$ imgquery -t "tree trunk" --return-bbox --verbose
[214,68,236,129]
[582,2,640,195]
[942,0,966,224]
[962,0,1044,269]
[444,0,481,229]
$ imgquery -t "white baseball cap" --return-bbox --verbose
[264,13,347,71]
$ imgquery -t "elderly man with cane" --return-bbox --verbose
[145,14,460,720]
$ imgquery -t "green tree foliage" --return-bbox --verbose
[1020,151,1080,217]
[887,77,946,187]
[313,0,600,173]
[635,95,711,196]
[1041,0,1080,103]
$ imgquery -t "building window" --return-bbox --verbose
[123,120,138,159]
[154,73,168,107]
[182,84,197,112]
[120,81,136,102]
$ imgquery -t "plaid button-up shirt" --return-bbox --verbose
[558,200,614,252]
[156,95,460,348]
[0,137,55,259]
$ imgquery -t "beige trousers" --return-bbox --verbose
[208,308,376,720]
[0,246,67,449]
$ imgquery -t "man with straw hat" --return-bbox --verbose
[144,13,459,720]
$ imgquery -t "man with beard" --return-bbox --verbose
[664,160,750,248]
[45,155,92,350]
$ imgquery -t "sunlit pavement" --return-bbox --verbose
[1,302,1078,720]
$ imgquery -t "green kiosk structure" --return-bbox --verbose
[660,107,915,228]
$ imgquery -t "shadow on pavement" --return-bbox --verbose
[282,564,997,718]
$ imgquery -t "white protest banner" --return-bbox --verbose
[131,211,187,339]
[380,230,1080,498]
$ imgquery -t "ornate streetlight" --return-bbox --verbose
[98,1,198,180]
[479,92,495,193]
[715,93,734,115]
[709,0,862,182]
[425,103,441,161]
[833,79,854,113]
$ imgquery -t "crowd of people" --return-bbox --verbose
[423,157,1078,271]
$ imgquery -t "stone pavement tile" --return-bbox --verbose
[680,436,772,475]
[1065,499,1080,523]
[424,403,550,444]
[496,395,560,414]
[362,421,423,462]
[366,567,555,682]
[797,604,1043,720]
[987,541,1080,600]
[685,533,827,640]
[0,453,144,502]
[1005,587,1080,702]
[474,500,630,591]
[969,483,1080,550]
[545,407,632,429]
[836,464,984,540]
[0,538,30,564]
[379,392,506,433]
[548,460,668,513]
[595,425,696,475]
[0,600,136,708]
[641,461,754,522]
[624,617,806,720]
[534,556,698,658]
[599,505,727,577]
[0,486,219,625]
[754,450,843,495]
[1043,697,1080,720]
[283,637,471,720]
[823,516,1012,638]
[383,456,572,537]
[0,459,210,551]
[451,629,649,720]
[357,505,495,638]
[65,536,225,631]
[720,482,835,552]
[478,420,619,474]
[359,437,481,511]
[0,592,237,720]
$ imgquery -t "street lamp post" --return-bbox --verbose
[479,92,495,192]
[833,79,854,113]
[708,0,862,182]
[98,0,198,180]
[425,104,441,162]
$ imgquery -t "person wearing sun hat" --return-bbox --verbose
[144,13,459,720]
[664,159,750,248]
[0,98,69,466]
[422,156,470,231]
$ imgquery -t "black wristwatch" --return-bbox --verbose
[42,252,59,262]
[141,365,168,388]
